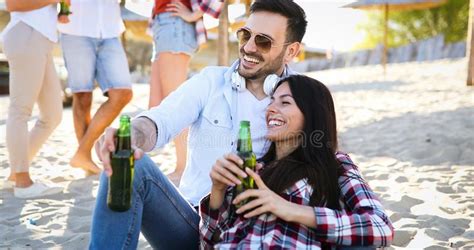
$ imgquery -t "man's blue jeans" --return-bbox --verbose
[89,155,200,249]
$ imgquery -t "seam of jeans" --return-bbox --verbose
[122,196,140,249]
[142,175,200,232]
[121,177,145,250]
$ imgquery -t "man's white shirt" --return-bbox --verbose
[58,0,125,39]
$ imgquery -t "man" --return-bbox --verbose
[58,0,133,174]
[90,0,307,248]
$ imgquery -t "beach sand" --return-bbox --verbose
[1,58,473,248]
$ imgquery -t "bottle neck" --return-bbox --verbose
[237,127,252,152]
[60,2,70,14]
[117,120,131,151]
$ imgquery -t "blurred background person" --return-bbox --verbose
[58,0,133,175]
[148,0,223,186]
[2,0,69,198]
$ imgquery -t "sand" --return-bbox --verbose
[1,58,473,248]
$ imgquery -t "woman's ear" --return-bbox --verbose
[283,42,302,64]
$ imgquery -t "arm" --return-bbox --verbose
[167,0,223,23]
[137,68,213,149]
[6,0,58,12]
[308,166,394,247]
[96,69,215,176]
[199,153,248,248]
[131,117,157,152]
[199,189,233,249]
[166,2,203,23]
[234,162,394,247]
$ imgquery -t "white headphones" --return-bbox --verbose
[231,68,281,96]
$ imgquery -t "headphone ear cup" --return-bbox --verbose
[232,71,246,92]
[263,74,280,96]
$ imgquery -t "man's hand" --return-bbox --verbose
[58,15,70,23]
[95,127,144,177]
[57,0,71,23]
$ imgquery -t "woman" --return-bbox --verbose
[149,0,223,185]
[200,75,394,249]
[2,0,68,198]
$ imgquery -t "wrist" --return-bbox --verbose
[283,202,298,222]
[209,186,226,210]
[131,117,157,152]
[190,9,204,22]
[211,185,226,194]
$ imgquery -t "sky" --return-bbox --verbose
[125,0,368,52]
[293,0,367,52]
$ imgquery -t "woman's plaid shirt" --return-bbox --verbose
[190,0,224,46]
[199,152,394,249]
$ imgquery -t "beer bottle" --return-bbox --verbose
[107,115,134,212]
[58,1,71,16]
[234,120,257,208]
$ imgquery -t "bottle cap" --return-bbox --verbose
[120,115,131,122]
[240,120,250,127]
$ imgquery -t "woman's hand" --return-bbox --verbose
[166,1,203,23]
[209,153,247,192]
[233,168,297,221]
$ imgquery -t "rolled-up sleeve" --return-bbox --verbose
[198,0,224,18]
[199,189,233,249]
[312,165,394,247]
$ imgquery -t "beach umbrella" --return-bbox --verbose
[343,0,447,72]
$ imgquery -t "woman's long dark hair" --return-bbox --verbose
[260,75,342,209]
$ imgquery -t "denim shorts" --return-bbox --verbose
[60,34,132,95]
[151,12,198,60]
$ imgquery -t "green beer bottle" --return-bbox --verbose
[107,115,134,212]
[58,1,71,16]
[234,120,257,209]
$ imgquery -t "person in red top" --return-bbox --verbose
[148,0,223,186]
[201,75,394,249]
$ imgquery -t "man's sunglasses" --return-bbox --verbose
[236,27,292,53]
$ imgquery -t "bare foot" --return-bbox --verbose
[70,152,101,175]
[167,171,183,187]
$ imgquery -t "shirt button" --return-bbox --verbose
[231,142,234,146]
[214,120,219,124]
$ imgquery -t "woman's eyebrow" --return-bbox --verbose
[277,94,294,99]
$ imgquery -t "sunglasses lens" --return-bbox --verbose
[237,28,273,52]
[237,29,251,45]
[255,35,272,52]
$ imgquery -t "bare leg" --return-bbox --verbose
[70,89,133,174]
[8,172,15,182]
[149,59,163,108]
[156,52,191,186]
[72,92,92,143]
[15,172,33,188]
